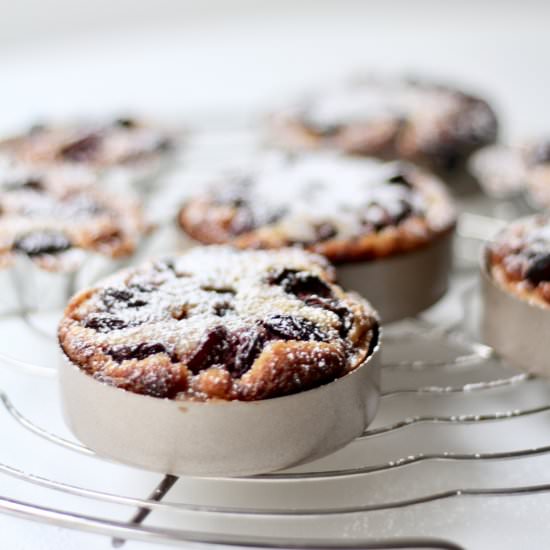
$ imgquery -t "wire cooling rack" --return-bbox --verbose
[1,134,550,550]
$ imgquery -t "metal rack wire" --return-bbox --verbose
[2,261,550,549]
[1,134,550,549]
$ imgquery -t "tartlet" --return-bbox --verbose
[0,167,147,273]
[59,246,381,475]
[270,75,498,172]
[481,215,550,377]
[178,153,456,321]
[486,215,550,308]
[469,139,550,205]
[0,117,176,188]
[179,153,455,263]
[59,246,379,401]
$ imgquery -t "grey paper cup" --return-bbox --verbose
[336,231,454,324]
[60,335,381,478]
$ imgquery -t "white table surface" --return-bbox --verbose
[2,2,550,548]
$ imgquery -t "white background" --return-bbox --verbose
[1,0,550,136]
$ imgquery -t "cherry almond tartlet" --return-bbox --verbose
[59,246,381,476]
[482,215,550,378]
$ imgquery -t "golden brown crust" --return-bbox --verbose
[178,154,456,264]
[237,341,347,401]
[58,246,379,402]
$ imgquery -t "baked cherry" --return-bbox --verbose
[114,117,137,129]
[305,296,353,337]
[388,172,413,187]
[186,326,228,374]
[201,285,236,295]
[14,231,72,257]
[263,314,326,342]
[83,315,129,333]
[269,269,332,299]
[5,178,44,192]
[232,326,267,377]
[108,342,167,362]
[393,200,414,224]
[100,287,148,310]
[59,133,101,162]
[525,254,550,285]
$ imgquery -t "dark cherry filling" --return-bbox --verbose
[362,203,392,230]
[59,132,101,162]
[186,326,229,374]
[14,231,72,257]
[269,269,332,299]
[181,312,329,377]
[263,314,327,342]
[231,326,268,378]
[305,296,353,337]
[525,253,550,285]
[362,198,414,231]
[114,117,137,129]
[186,325,268,378]
[101,287,148,310]
[393,200,414,224]
[201,285,236,295]
[5,178,44,192]
[314,222,338,242]
[108,342,168,362]
[83,315,130,333]
[213,178,289,235]
[83,262,353,386]
[22,178,44,191]
[388,172,413,187]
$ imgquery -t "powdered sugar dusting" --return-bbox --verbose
[199,152,451,242]
[301,79,461,128]
[84,247,344,349]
